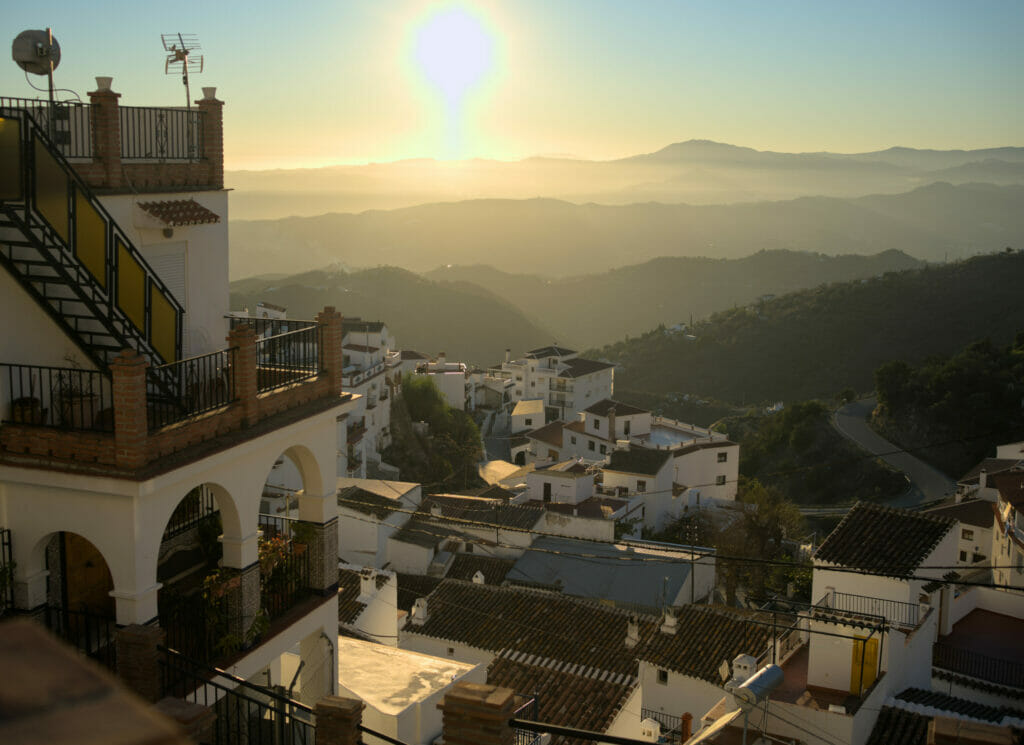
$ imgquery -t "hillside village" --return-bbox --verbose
[2,74,1024,745]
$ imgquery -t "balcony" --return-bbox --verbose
[549,381,574,393]
[342,360,386,389]
[0,308,351,474]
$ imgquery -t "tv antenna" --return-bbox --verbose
[162,33,203,109]
[12,28,61,102]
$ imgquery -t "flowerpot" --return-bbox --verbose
[11,397,43,424]
[59,392,97,429]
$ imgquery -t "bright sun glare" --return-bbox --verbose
[413,6,495,159]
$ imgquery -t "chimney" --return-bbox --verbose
[660,608,678,636]
[607,405,617,439]
[472,570,485,585]
[430,503,443,517]
[505,349,511,364]
[625,614,640,648]
[359,568,376,598]
[411,597,428,626]
[979,469,987,489]
[438,352,446,367]
[681,713,693,741]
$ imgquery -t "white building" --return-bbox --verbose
[413,352,470,411]
[340,318,395,479]
[0,87,357,707]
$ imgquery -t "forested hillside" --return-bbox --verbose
[597,251,1024,405]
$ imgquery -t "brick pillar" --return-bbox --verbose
[316,306,343,396]
[112,348,149,470]
[88,87,122,189]
[298,518,339,595]
[441,683,516,745]
[315,696,364,745]
[196,94,224,189]
[228,324,258,426]
[116,624,166,703]
[681,712,693,741]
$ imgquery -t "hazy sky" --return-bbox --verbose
[3,1,1022,170]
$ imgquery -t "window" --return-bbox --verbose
[525,418,533,426]
[717,452,728,463]
[588,441,595,452]
[571,436,577,445]
[637,480,647,493]
[515,375,523,382]
[961,528,974,541]
[531,381,536,387]
[599,444,607,455]
[543,482,552,502]
[959,550,967,562]
[716,475,726,486]
[592,418,600,430]
[657,669,668,685]
[447,647,455,657]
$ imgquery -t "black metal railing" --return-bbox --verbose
[259,513,298,541]
[147,347,237,430]
[0,97,92,158]
[159,646,315,745]
[831,590,920,628]
[933,642,1024,688]
[513,697,542,745]
[640,709,684,744]
[44,604,117,671]
[0,362,114,432]
[256,325,324,393]
[511,718,662,745]
[261,541,312,622]
[0,527,13,615]
[119,105,204,161]
[163,485,219,540]
[228,316,319,338]
[160,595,222,666]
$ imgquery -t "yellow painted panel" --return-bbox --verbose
[850,636,879,694]
[33,135,69,242]
[117,239,146,332]
[0,118,21,200]
[150,283,178,363]
[74,188,107,289]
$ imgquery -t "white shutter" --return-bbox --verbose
[145,244,189,355]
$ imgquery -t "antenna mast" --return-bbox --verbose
[162,33,203,109]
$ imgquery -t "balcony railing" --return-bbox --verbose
[549,381,574,393]
[0,362,114,432]
[228,315,319,338]
[147,348,237,431]
[163,485,219,540]
[119,105,204,161]
[44,604,117,672]
[830,590,921,628]
[256,325,324,393]
[0,527,12,616]
[640,709,686,744]
[933,642,1024,688]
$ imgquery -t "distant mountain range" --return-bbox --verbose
[229,267,561,366]
[229,182,1024,279]
[226,140,1024,220]
[596,250,1024,405]
[425,249,924,349]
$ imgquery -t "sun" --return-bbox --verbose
[414,6,494,107]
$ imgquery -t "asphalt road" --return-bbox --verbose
[832,397,956,509]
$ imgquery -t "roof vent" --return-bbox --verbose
[660,609,678,636]
[472,570,485,585]
[411,597,429,626]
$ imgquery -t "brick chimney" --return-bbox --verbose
[681,712,693,741]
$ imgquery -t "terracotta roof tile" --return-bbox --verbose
[337,569,368,624]
[958,458,1021,485]
[403,580,770,683]
[923,499,996,529]
[583,399,648,417]
[865,707,929,745]
[446,554,515,584]
[137,199,220,226]
[396,573,442,613]
[894,687,1024,724]
[605,446,672,477]
[814,502,955,575]
[561,358,615,378]
[528,421,566,448]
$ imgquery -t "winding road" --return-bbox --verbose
[829,396,956,510]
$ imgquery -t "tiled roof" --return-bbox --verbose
[536,496,629,519]
[991,471,1024,509]
[923,499,996,529]
[561,358,615,378]
[526,346,576,359]
[583,399,648,417]
[338,485,400,519]
[895,687,1024,724]
[814,502,955,575]
[605,446,672,477]
[958,458,1021,485]
[137,198,220,226]
[865,707,929,745]
[396,573,442,613]
[528,421,566,448]
[446,554,515,584]
[425,495,545,531]
[343,343,378,353]
[337,569,368,624]
[488,651,636,745]
[402,580,769,683]
[539,459,590,476]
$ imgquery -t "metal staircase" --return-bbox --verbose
[0,103,183,387]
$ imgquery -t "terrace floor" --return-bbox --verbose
[940,609,1024,661]
[770,645,870,713]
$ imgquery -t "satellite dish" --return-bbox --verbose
[12,28,61,76]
